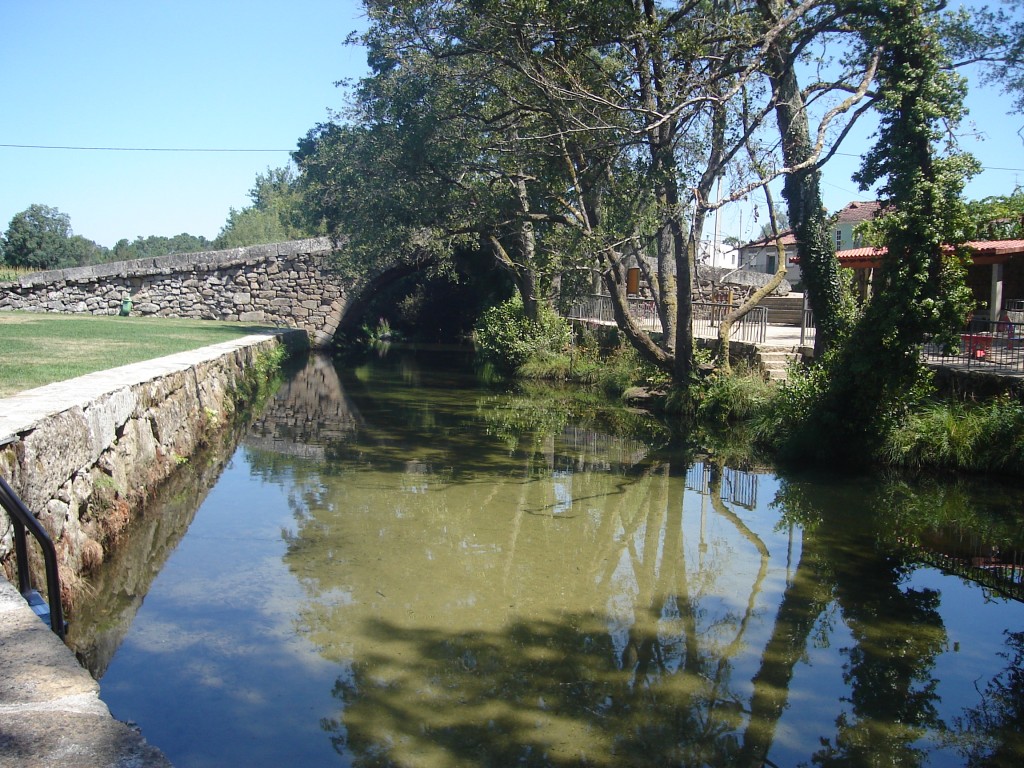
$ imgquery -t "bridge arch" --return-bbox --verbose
[0,239,504,348]
[334,253,439,337]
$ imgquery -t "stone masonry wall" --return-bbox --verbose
[0,238,346,347]
[0,331,306,609]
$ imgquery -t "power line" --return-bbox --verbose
[0,143,292,153]
[832,150,1024,173]
[4,143,1020,171]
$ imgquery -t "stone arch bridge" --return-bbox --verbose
[0,238,431,347]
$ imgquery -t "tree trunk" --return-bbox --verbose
[758,0,849,357]
[718,244,788,374]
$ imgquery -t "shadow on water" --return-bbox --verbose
[68,349,1024,767]
[65,421,250,678]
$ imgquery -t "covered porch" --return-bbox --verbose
[836,239,1024,324]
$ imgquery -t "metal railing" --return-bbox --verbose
[921,318,1024,372]
[901,536,1024,603]
[567,294,662,332]
[568,294,768,343]
[800,309,816,347]
[0,475,65,638]
[692,301,768,343]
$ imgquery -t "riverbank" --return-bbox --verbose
[0,329,306,767]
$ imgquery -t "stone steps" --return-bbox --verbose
[761,294,807,326]
[757,346,805,382]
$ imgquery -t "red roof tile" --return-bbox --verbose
[834,201,883,224]
[741,230,798,248]
[835,239,1024,267]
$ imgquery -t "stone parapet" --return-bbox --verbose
[0,239,346,347]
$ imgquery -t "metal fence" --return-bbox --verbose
[921,318,1024,373]
[692,302,768,343]
[800,309,816,346]
[568,294,768,343]
[902,533,1024,603]
[686,462,759,510]
[567,294,661,332]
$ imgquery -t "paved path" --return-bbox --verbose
[0,578,172,768]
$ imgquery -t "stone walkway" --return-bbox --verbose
[0,579,172,768]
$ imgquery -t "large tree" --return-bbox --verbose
[784,0,979,462]
[1,204,106,270]
[216,165,321,248]
[298,2,820,380]
[298,0,977,400]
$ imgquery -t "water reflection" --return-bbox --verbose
[952,629,1024,767]
[65,425,245,678]
[72,351,1024,767]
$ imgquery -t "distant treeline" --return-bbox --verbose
[0,165,322,272]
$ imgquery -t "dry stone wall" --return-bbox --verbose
[0,238,346,347]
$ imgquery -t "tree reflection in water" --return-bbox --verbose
[300,461,771,767]
[73,352,1024,767]
[266,353,1022,766]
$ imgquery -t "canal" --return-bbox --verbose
[67,350,1024,767]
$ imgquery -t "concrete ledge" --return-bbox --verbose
[0,578,172,767]
[0,329,302,441]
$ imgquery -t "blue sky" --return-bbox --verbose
[1,1,1021,249]
[1,1,368,247]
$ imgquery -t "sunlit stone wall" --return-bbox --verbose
[0,238,346,347]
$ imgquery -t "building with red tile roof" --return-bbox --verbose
[740,201,882,286]
[836,239,1024,320]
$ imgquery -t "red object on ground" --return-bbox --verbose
[961,333,994,359]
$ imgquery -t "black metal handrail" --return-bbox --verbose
[0,475,65,638]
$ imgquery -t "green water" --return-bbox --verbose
[68,351,1024,767]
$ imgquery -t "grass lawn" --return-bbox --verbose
[0,311,278,398]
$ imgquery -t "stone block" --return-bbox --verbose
[17,409,93,513]
[83,388,137,460]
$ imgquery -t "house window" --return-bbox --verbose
[835,229,843,250]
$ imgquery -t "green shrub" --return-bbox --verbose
[697,366,774,426]
[473,295,571,375]
[597,344,660,397]
[751,359,832,458]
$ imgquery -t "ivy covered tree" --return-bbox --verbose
[780,0,979,463]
